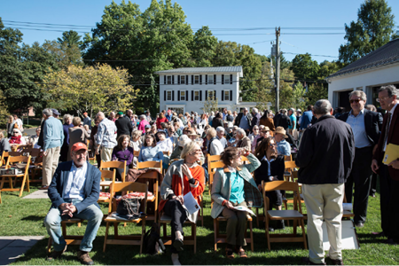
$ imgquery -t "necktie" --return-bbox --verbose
[383,112,392,150]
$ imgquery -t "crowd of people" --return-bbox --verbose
[4,85,397,265]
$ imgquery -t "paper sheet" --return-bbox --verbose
[231,206,256,217]
[383,143,399,165]
[183,192,200,215]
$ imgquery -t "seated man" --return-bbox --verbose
[274,126,291,156]
[44,143,102,265]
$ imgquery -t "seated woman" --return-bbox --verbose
[111,134,134,181]
[0,131,11,155]
[156,130,173,169]
[170,135,191,161]
[138,134,164,163]
[9,128,26,147]
[159,142,205,265]
[253,137,285,231]
[211,147,262,259]
[130,130,143,168]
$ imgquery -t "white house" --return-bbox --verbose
[155,66,267,114]
[326,38,399,110]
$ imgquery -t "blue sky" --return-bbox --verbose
[1,0,398,63]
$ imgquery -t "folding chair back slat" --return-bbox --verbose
[100,161,126,182]
[136,160,162,173]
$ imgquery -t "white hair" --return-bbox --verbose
[236,128,246,137]
[42,108,53,116]
[216,126,225,133]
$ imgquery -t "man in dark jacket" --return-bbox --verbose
[296,99,355,265]
[273,110,282,127]
[338,90,382,228]
[278,109,291,130]
[234,108,252,135]
[44,143,102,265]
[115,111,133,138]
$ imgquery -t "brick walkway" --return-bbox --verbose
[0,236,44,265]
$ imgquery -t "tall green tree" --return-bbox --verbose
[57,30,82,48]
[290,53,320,80]
[42,40,83,69]
[189,26,218,67]
[339,0,395,65]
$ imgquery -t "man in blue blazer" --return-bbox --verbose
[44,143,102,265]
[338,90,383,228]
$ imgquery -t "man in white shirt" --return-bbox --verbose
[206,128,224,155]
[44,143,102,265]
[216,126,228,148]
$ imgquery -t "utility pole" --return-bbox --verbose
[275,27,280,113]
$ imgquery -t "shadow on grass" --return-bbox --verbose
[21,215,45,222]
[356,233,387,244]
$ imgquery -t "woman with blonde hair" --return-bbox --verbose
[68,116,90,160]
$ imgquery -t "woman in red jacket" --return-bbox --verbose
[156,112,169,129]
[159,141,205,265]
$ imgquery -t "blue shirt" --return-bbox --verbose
[239,115,250,130]
[63,162,87,200]
[228,171,245,204]
[346,109,372,148]
[138,146,164,162]
[43,116,65,151]
[300,110,313,130]
[277,139,291,156]
[96,118,117,149]
[289,114,297,130]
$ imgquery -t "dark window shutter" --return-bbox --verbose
[191,91,194,101]
[191,75,194,85]
[222,74,224,85]
[205,75,208,85]
[164,76,166,85]
[230,74,233,84]
[172,91,175,101]
[178,76,180,85]
[172,75,175,84]
[200,75,202,85]
[200,91,202,101]
[214,90,216,100]
[186,90,188,100]
[222,90,224,101]
[186,75,188,85]
[164,91,166,101]
[230,90,233,101]
[178,90,180,101]
[214,75,216,85]
[205,91,208,100]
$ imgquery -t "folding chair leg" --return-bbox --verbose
[249,220,254,252]
[47,237,53,253]
[293,220,297,235]
[192,223,197,254]
[140,219,146,254]
[213,219,218,251]
[301,220,308,249]
[19,176,28,197]
[265,219,271,251]
[103,222,110,252]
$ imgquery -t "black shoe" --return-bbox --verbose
[355,222,364,228]
[329,258,344,265]
[47,246,66,261]
[173,238,184,252]
[302,257,326,265]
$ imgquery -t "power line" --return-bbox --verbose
[284,52,338,58]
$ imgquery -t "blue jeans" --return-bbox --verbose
[44,199,103,252]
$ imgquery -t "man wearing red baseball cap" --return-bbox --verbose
[44,142,102,265]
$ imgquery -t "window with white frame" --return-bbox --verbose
[167,76,172,84]
[166,91,172,101]
[180,75,186,84]
[208,90,215,100]
[224,91,230,101]
[208,75,214,84]
[224,75,230,84]
[180,91,186,101]
[194,91,200,101]
[194,75,200,84]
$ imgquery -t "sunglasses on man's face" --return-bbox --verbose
[349,99,362,104]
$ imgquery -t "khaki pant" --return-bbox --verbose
[302,184,344,264]
[100,147,113,163]
[42,146,61,186]
[222,201,248,247]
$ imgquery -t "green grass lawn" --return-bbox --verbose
[0,183,398,265]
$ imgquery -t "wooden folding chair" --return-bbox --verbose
[262,180,307,250]
[47,217,85,252]
[103,181,149,253]
[98,169,116,214]
[133,150,140,157]
[210,184,254,252]
[284,154,293,161]
[162,151,170,157]
[0,155,31,198]
[284,161,298,182]
[208,157,223,187]
[100,161,127,182]
[0,151,8,167]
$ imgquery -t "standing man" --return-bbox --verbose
[296,100,355,265]
[145,111,152,123]
[234,108,252,135]
[83,112,92,129]
[44,143,102,265]
[273,109,282,128]
[41,108,65,190]
[95,112,117,163]
[298,105,314,143]
[278,109,291,131]
[115,111,133,139]
[338,90,382,228]
[251,108,261,130]
[371,85,399,245]
[52,109,61,119]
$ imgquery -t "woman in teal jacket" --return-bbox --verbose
[211,147,262,259]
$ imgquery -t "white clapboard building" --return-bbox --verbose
[155,66,263,114]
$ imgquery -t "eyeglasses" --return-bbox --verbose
[261,130,269,133]
[376,96,391,103]
[349,99,361,104]
[13,132,18,134]
[269,143,276,147]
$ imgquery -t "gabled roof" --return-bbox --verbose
[155,66,243,77]
[327,38,399,79]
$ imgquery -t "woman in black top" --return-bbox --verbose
[211,112,224,129]
[254,137,285,230]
